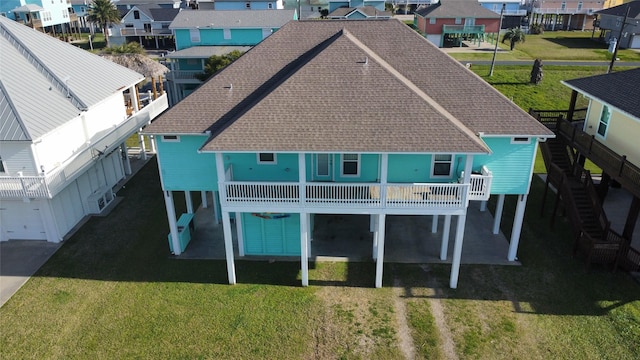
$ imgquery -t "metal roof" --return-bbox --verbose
[166,46,252,59]
[0,16,144,141]
[146,20,552,153]
[169,9,296,29]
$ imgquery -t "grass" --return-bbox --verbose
[448,31,640,62]
[1,161,639,359]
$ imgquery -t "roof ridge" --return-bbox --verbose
[0,21,88,111]
[341,29,489,152]
[204,28,346,141]
[0,79,30,141]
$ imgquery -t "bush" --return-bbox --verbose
[530,23,544,35]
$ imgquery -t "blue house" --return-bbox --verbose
[478,0,527,29]
[212,0,284,10]
[165,9,296,104]
[328,0,385,13]
[145,19,553,289]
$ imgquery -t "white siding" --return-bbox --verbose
[0,200,47,240]
[51,182,85,236]
[35,115,86,173]
[0,141,37,176]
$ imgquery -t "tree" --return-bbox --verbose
[88,0,121,48]
[502,27,525,50]
[195,50,245,81]
[530,58,543,84]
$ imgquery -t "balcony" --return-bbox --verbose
[462,166,493,201]
[0,94,169,199]
[532,7,600,14]
[442,25,486,34]
[166,70,203,84]
[118,27,173,37]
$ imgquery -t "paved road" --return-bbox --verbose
[456,60,640,67]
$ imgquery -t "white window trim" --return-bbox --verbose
[340,154,360,177]
[429,17,436,24]
[597,105,611,139]
[431,154,454,178]
[510,137,531,144]
[162,135,180,142]
[257,153,277,164]
[455,17,462,24]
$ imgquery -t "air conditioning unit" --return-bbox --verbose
[87,187,115,214]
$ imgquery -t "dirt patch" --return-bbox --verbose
[393,277,416,359]
[420,265,458,360]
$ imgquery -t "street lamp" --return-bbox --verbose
[489,3,505,77]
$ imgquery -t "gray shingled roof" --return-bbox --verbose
[563,68,640,120]
[0,16,144,141]
[129,5,180,21]
[596,1,640,18]
[166,46,252,59]
[415,0,500,19]
[170,9,296,29]
[145,20,552,153]
[328,6,392,18]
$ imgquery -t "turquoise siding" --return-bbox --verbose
[242,213,301,255]
[226,153,299,181]
[387,154,465,183]
[175,28,268,50]
[473,137,536,195]
[329,1,349,12]
[176,58,203,71]
[215,1,277,10]
[156,135,217,191]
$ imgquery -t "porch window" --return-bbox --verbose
[341,154,359,176]
[134,10,140,19]
[455,18,462,24]
[432,154,453,177]
[577,1,583,10]
[258,153,276,164]
[597,105,611,138]
[561,1,566,10]
[429,18,436,24]
[190,29,200,43]
[162,135,180,142]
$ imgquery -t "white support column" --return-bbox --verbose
[479,200,487,212]
[380,154,388,205]
[150,134,157,153]
[432,214,439,233]
[139,131,147,161]
[185,191,194,214]
[300,212,309,287]
[215,152,226,225]
[307,213,312,259]
[298,153,306,205]
[236,212,244,257]
[130,85,139,112]
[375,214,386,288]
[212,191,220,224]
[440,214,452,260]
[164,190,181,255]
[493,194,505,235]
[120,143,132,175]
[201,191,208,208]
[372,214,379,260]
[462,154,473,207]
[221,211,236,284]
[508,194,528,261]
[449,214,468,289]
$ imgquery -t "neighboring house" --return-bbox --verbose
[212,0,284,10]
[528,0,617,31]
[144,19,553,289]
[70,0,92,31]
[0,16,169,243]
[114,0,183,11]
[414,0,500,47]
[109,5,180,48]
[478,0,527,29]
[328,0,385,13]
[4,0,80,35]
[562,68,640,169]
[595,1,640,49]
[327,5,392,18]
[165,9,296,104]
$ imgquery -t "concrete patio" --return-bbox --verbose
[177,198,520,266]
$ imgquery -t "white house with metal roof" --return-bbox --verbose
[0,16,168,243]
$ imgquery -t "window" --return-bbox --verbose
[0,156,5,173]
[597,105,611,138]
[341,154,359,176]
[245,2,251,8]
[455,18,462,24]
[511,137,531,144]
[561,1,566,10]
[223,28,231,40]
[190,28,200,42]
[134,10,140,19]
[577,1,583,10]
[429,17,436,24]
[268,3,273,8]
[162,135,180,142]
[432,154,453,177]
[257,153,276,164]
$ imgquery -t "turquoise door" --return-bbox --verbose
[242,213,301,255]
[314,154,333,181]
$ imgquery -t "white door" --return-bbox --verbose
[0,200,47,240]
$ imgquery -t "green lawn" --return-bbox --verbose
[1,161,638,359]
[449,31,640,62]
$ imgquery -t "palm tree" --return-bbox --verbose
[502,28,525,50]
[88,0,121,48]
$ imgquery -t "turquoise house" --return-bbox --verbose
[328,0,385,13]
[146,19,553,289]
[165,9,296,104]
[213,0,284,10]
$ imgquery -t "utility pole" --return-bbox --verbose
[607,3,631,74]
[489,3,505,77]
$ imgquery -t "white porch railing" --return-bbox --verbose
[532,7,599,14]
[0,94,168,199]
[222,181,469,211]
[118,28,172,36]
[167,70,202,83]
[460,166,493,201]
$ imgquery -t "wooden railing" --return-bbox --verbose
[221,181,469,211]
[528,108,587,130]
